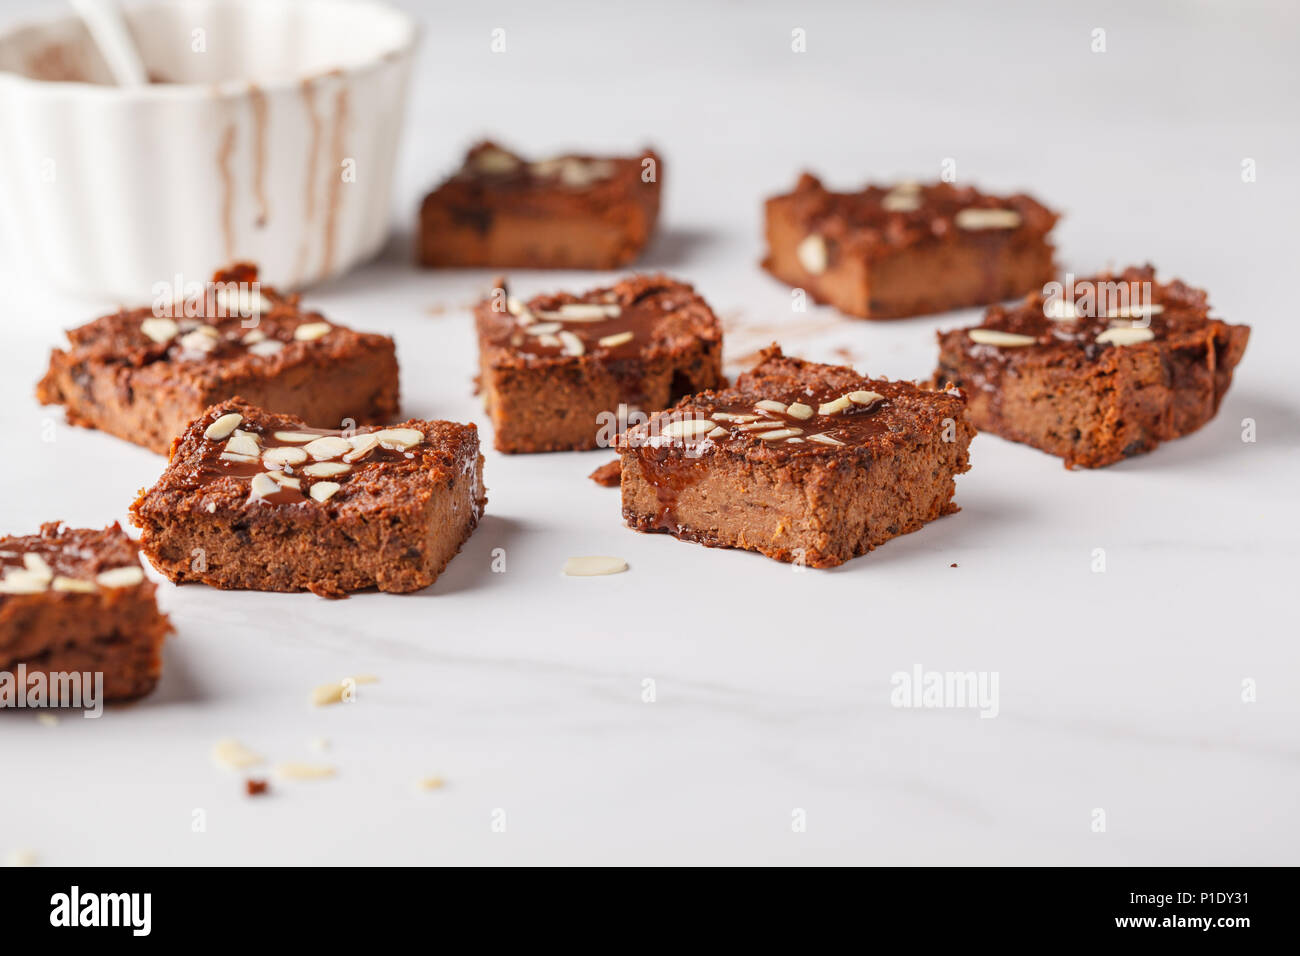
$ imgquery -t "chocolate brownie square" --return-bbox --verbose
[616,346,974,566]
[418,142,661,269]
[763,174,1058,318]
[476,274,725,453]
[130,399,486,597]
[934,265,1250,468]
[37,264,400,454]
[1,523,169,702]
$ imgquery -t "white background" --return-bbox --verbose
[1,0,1297,865]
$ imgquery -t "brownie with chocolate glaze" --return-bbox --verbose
[37,264,400,454]
[418,142,661,269]
[0,523,170,702]
[130,399,485,597]
[934,265,1250,468]
[615,346,974,567]
[476,273,725,453]
[763,174,1058,319]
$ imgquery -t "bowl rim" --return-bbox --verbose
[0,0,419,99]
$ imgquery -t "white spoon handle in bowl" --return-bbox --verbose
[71,0,149,86]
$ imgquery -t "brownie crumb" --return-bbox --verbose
[245,779,269,796]
[950,563,958,568]
[589,459,621,486]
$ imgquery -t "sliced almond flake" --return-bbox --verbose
[661,418,716,439]
[737,421,779,431]
[786,402,814,420]
[0,571,49,594]
[293,322,332,341]
[818,395,853,416]
[303,461,351,478]
[597,331,634,348]
[269,472,301,490]
[274,762,336,781]
[968,328,1038,347]
[954,208,1022,230]
[219,451,259,464]
[52,576,96,593]
[177,329,218,353]
[212,737,263,770]
[755,399,788,414]
[241,328,267,344]
[847,390,885,406]
[1095,326,1156,346]
[250,473,280,500]
[537,333,562,348]
[371,428,423,451]
[808,433,845,446]
[96,565,146,588]
[706,426,728,438]
[140,317,179,343]
[524,322,563,336]
[274,431,320,443]
[263,446,309,467]
[558,330,585,356]
[311,681,350,706]
[562,555,629,576]
[757,427,804,441]
[309,481,342,503]
[797,234,828,274]
[881,190,923,212]
[224,434,261,458]
[22,553,53,581]
[471,146,520,174]
[786,437,805,443]
[711,412,760,422]
[553,302,621,321]
[343,434,380,462]
[204,412,243,441]
[248,339,285,357]
[558,158,615,188]
[303,436,352,460]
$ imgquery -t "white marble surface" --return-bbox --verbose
[1,0,1298,865]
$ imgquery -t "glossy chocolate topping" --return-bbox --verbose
[643,386,894,455]
[457,142,618,190]
[0,524,145,595]
[61,264,337,367]
[781,174,1058,255]
[485,278,714,362]
[963,266,1214,361]
[182,411,425,508]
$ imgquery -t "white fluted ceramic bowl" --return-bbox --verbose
[0,0,416,297]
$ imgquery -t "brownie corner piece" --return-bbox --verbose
[0,522,169,703]
[615,346,974,566]
[762,173,1057,319]
[475,273,725,453]
[934,265,1250,468]
[36,264,400,454]
[130,399,485,596]
[418,141,662,269]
